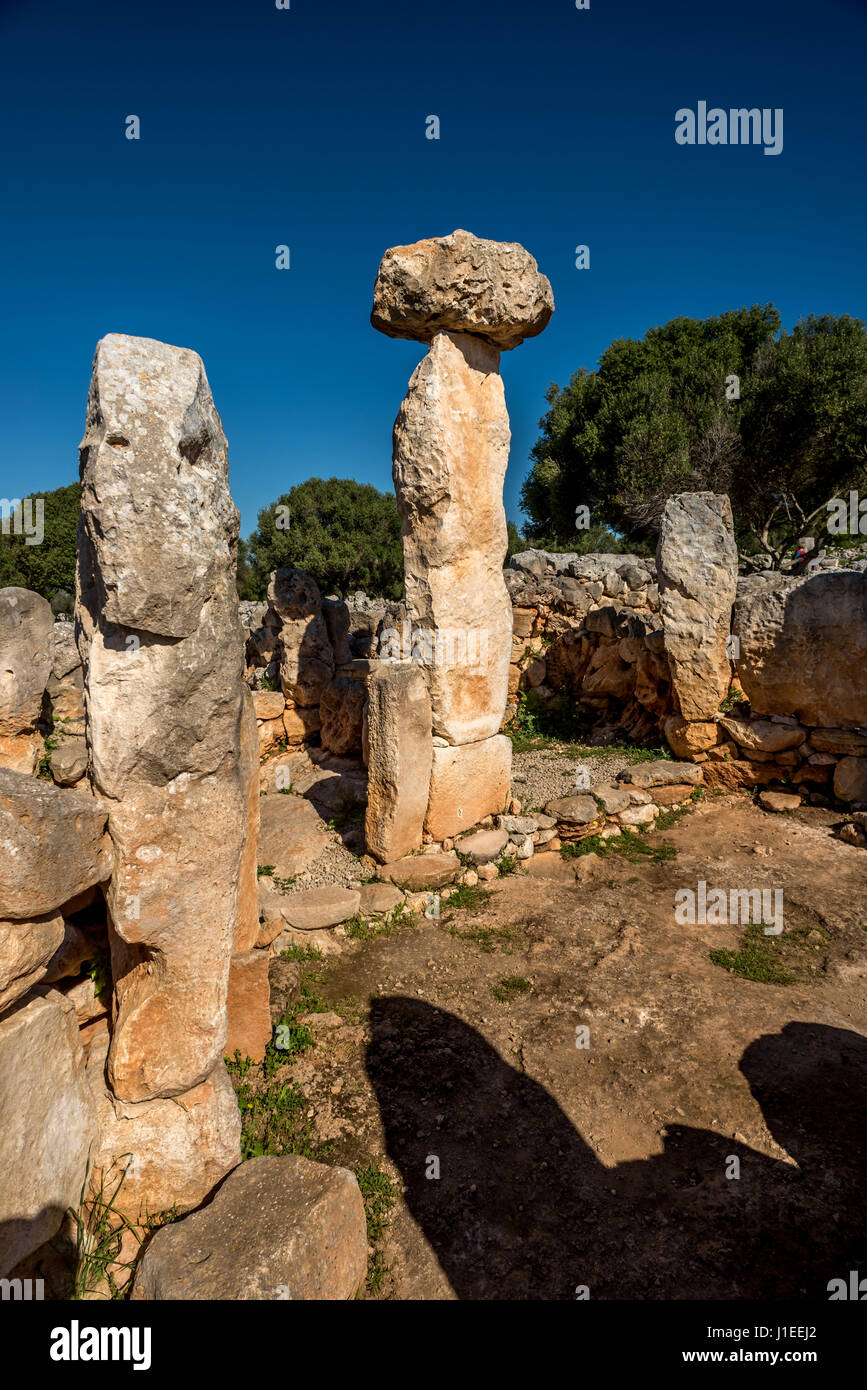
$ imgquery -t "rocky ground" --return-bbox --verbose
[245,745,867,1301]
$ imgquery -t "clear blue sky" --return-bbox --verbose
[1,0,864,536]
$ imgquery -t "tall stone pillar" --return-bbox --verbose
[76,333,250,1118]
[370,230,553,844]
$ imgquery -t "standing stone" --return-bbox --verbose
[657,493,738,721]
[76,334,250,1103]
[371,231,552,844]
[365,663,432,862]
[392,331,513,745]
[85,1029,240,1224]
[224,949,272,1063]
[235,686,261,953]
[0,588,53,735]
[268,568,334,708]
[319,676,366,755]
[424,735,512,841]
[47,620,86,733]
[0,992,96,1276]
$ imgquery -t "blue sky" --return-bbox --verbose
[1,0,865,536]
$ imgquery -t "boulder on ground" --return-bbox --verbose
[834,756,867,804]
[131,1154,367,1301]
[0,911,65,1012]
[456,828,510,863]
[0,992,96,1276]
[544,794,601,825]
[618,760,703,790]
[718,716,807,753]
[758,790,802,813]
[49,734,88,786]
[663,715,722,760]
[358,881,405,916]
[258,793,327,880]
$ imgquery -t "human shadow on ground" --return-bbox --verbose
[365,1001,867,1299]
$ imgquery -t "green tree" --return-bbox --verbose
[735,314,867,565]
[505,520,524,560]
[240,477,404,601]
[0,482,81,599]
[519,306,867,565]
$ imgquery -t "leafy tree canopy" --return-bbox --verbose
[521,307,867,567]
[0,482,81,600]
[239,476,405,601]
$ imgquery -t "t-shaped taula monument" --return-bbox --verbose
[367,230,554,857]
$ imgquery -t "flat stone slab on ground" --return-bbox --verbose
[257,793,327,879]
[618,760,703,789]
[758,791,802,813]
[456,828,510,863]
[131,1154,367,1301]
[279,887,361,931]
[358,882,405,915]
[524,853,577,882]
[377,852,461,891]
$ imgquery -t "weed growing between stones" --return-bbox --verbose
[344,902,416,941]
[449,922,527,954]
[709,924,798,985]
[496,854,521,875]
[354,1162,398,1296]
[279,943,324,962]
[67,1156,144,1301]
[561,832,678,864]
[445,883,493,911]
[491,974,532,1002]
[227,1057,326,1162]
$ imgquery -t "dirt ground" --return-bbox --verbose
[267,783,867,1300]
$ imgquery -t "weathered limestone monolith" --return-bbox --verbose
[657,492,738,723]
[76,334,250,1115]
[364,663,433,861]
[371,231,553,845]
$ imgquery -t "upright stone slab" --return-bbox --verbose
[0,588,53,735]
[657,493,738,722]
[424,735,512,841]
[76,334,250,1103]
[733,570,867,728]
[365,663,432,862]
[392,331,513,744]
